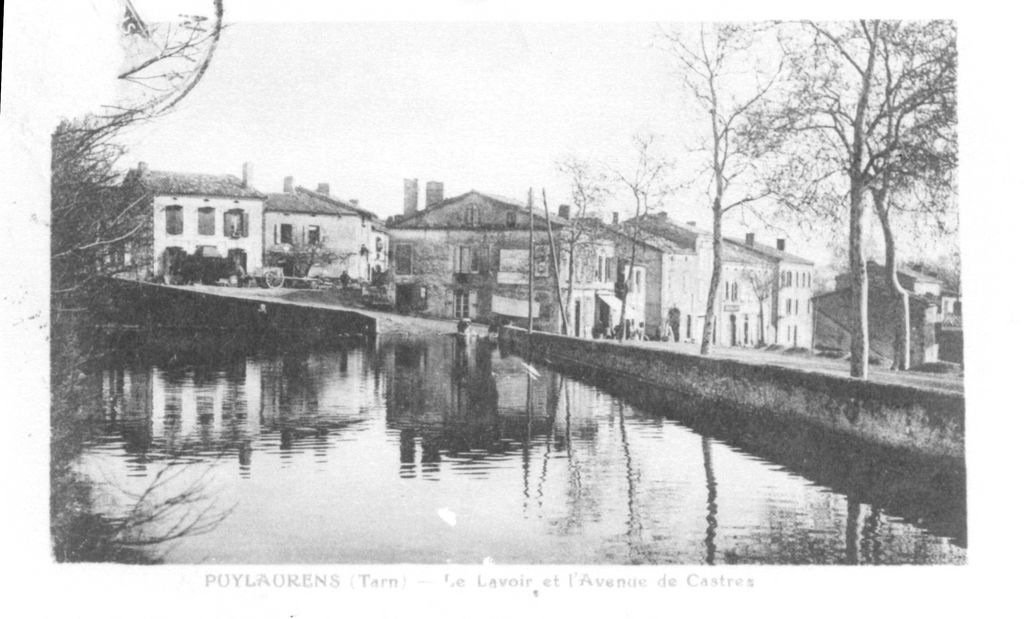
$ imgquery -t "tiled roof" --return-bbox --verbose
[724,237,815,266]
[266,187,381,220]
[130,169,265,199]
[392,190,570,228]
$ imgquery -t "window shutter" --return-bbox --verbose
[223,212,230,237]
[451,246,458,272]
[273,224,279,244]
[445,289,454,317]
[241,212,249,237]
[469,291,478,318]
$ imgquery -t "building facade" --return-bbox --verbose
[625,213,816,347]
[264,179,389,282]
[122,162,266,280]
[389,189,574,331]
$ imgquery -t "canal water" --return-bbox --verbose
[64,333,966,565]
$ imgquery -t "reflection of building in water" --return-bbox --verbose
[385,338,571,478]
[97,345,387,474]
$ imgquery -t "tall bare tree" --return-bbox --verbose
[770,20,956,377]
[556,157,609,336]
[662,23,781,355]
[608,133,673,342]
[866,21,957,370]
[741,265,775,345]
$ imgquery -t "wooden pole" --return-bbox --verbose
[542,188,570,334]
[528,188,535,335]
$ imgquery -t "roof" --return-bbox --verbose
[266,186,380,220]
[392,190,570,228]
[724,237,815,266]
[129,169,265,199]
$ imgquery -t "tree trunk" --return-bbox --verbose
[848,182,869,378]
[700,196,723,355]
[758,298,765,346]
[872,189,911,370]
[566,240,576,336]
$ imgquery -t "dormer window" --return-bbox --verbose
[506,211,517,228]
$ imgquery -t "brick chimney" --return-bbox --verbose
[283,176,294,193]
[558,204,571,219]
[403,178,419,217]
[317,182,330,195]
[746,232,755,246]
[242,162,254,189]
[612,212,619,224]
[425,181,444,208]
[776,238,786,251]
[137,161,148,174]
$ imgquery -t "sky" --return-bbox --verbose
[115,17,859,265]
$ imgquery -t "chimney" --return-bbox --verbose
[425,181,444,208]
[242,162,254,189]
[350,199,360,206]
[283,176,294,193]
[776,238,786,251]
[558,204,571,220]
[137,161,148,174]
[317,182,330,195]
[612,212,619,224]
[657,211,668,219]
[687,221,697,227]
[403,178,419,217]
[745,232,755,246]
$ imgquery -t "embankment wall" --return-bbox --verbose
[501,327,964,459]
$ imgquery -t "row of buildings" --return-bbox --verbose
[110,162,960,363]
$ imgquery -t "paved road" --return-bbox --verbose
[624,337,964,394]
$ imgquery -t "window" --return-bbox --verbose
[465,205,480,226]
[394,243,413,275]
[278,223,293,245]
[506,211,517,228]
[454,290,472,319]
[635,270,642,286]
[197,207,215,236]
[786,299,792,315]
[454,246,479,273]
[732,282,738,301]
[165,205,183,235]
[604,257,614,283]
[307,225,321,245]
[223,209,247,238]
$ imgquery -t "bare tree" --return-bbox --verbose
[52,1,225,305]
[608,133,674,342]
[741,265,775,345]
[771,20,956,377]
[661,23,782,355]
[556,157,610,336]
[866,21,957,370]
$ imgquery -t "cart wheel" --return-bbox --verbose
[265,270,285,288]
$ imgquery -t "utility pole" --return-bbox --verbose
[527,188,535,335]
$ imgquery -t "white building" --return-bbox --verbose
[123,161,266,279]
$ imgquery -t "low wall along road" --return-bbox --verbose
[501,327,964,459]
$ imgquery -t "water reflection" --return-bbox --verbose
[69,332,966,564]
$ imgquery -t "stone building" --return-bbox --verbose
[813,262,942,366]
[264,178,389,282]
[120,161,266,280]
[388,187,577,331]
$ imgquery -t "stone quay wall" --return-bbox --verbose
[501,326,964,459]
[97,278,377,337]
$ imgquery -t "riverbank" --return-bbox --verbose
[502,326,965,459]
